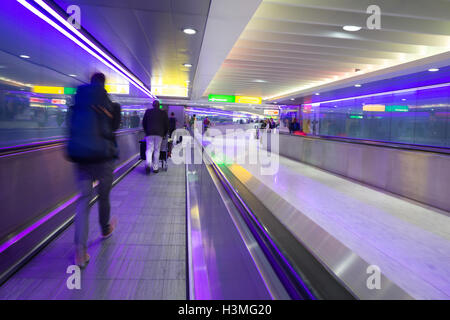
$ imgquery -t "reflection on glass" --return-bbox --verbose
[303,84,449,148]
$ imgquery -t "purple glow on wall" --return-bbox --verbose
[0,195,79,255]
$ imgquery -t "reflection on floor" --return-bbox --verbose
[215,132,450,299]
[0,159,186,300]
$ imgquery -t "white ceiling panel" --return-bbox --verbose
[204,0,450,101]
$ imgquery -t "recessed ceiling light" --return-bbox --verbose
[20,54,30,59]
[354,84,362,87]
[402,99,407,101]
[315,93,320,95]
[183,28,197,35]
[343,25,362,32]
[428,68,439,72]
[290,98,295,101]
[183,63,192,68]
[69,74,77,77]
[253,79,266,83]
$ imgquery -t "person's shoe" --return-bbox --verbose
[102,216,117,239]
[145,165,151,175]
[153,169,159,174]
[75,249,90,269]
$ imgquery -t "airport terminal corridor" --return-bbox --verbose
[0,0,449,303]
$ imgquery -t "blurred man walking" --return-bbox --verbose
[67,73,119,268]
[142,100,169,174]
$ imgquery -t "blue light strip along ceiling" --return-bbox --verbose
[17,0,156,99]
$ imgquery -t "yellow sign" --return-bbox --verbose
[33,86,64,94]
[152,85,188,97]
[363,104,385,112]
[235,96,262,104]
[105,84,129,95]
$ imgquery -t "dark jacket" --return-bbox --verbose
[142,107,169,137]
[289,121,300,133]
[169,116,177,132]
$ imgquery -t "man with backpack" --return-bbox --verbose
[142,100,169,174]
[67,73,119,268]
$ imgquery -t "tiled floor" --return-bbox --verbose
[0,159,186,300]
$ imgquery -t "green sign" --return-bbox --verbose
[386,105,409,112]
[349,115,363,119]
[208,94,235,103]
[64,87,77,95]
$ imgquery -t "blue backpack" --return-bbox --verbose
[67,85,117,163]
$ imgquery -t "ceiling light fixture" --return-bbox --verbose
[20,54,30,59]
[343,25,362,32]
[69,74,77,77]
[183,63,193,68]
[354,84,362,87]
[183,28,197,35]
[428,68,439,72]
[315,93,320,95]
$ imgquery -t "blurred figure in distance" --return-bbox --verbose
[142,100,169,174]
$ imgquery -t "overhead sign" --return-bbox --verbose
[105,84,130,95]
[51,99,67,105]
[235,96,262,104]
[264,109,279,116]
[386,105,409,112]
[363,104,385,112]
[32,86,76,95]
[208,94,235,103]
[33,86,64,94]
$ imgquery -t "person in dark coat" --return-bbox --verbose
[142,100,169,174]
[68,73,118,268]
[168,112,177,138]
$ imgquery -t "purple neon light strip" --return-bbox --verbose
[0,138,64,153]
[33,0,151,96]
[0,195,79,255]
[17,0,155,99]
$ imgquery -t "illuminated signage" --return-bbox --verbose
[363,104,385,112]
[386,105,409,112]
[29,97,45,103]
[208,94,262,104]
[153,85,188,97]
[235,96,262,104]
[349,115,363,119]
[51,99,67,105]
[64,87,77,95]
[33,86,76,95]
[302,105,312,113]
[208,94,235,103]
[105,84,130,95]
[33,86,65,94]
[264,110,280,116]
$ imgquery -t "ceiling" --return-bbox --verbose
[204,0,450,102]
[53,0,211,98]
